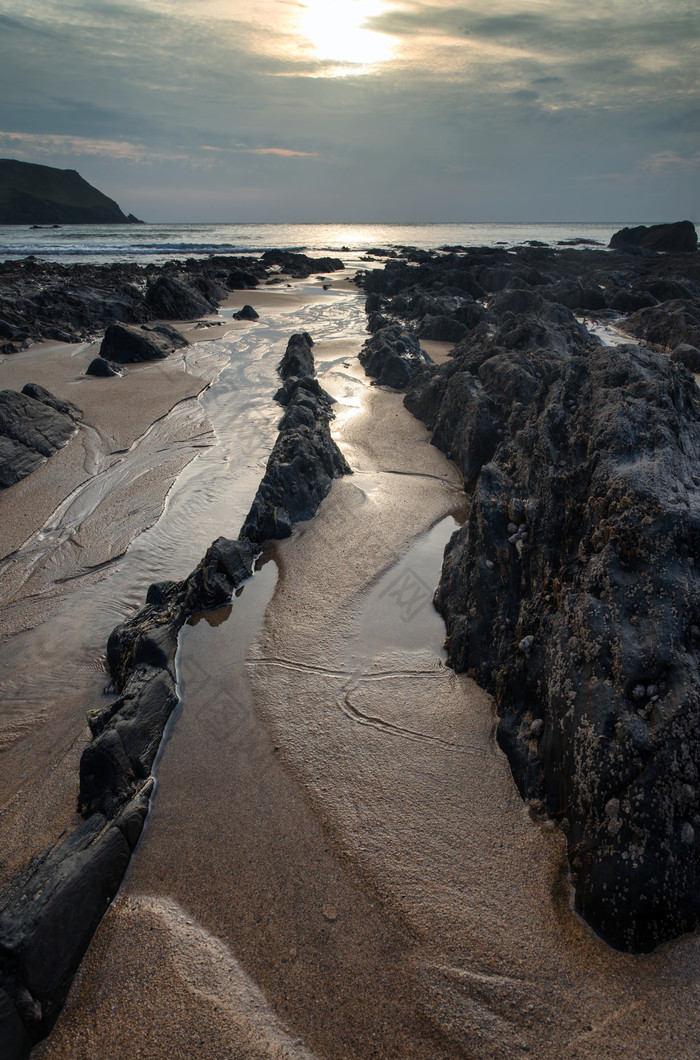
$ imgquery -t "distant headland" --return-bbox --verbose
[0,159,143,225]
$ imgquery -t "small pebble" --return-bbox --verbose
[632,684,646,700]
[519,635,534,652]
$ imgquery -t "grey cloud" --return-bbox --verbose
[0,0,697,223]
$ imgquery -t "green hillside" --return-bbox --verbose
[0,159,142,224]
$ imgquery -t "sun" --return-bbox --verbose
[299,0,396,67]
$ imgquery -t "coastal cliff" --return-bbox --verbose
[0,159,142,225]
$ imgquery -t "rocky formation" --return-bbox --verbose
[609,221,698,255]
[359,323,431,390]
[621,299,700,352]
[0,329,352,1056]
[81,537,257,818]
[232,304,259,321]
[99,322,188,364]
[0,387,80,488]
[0,159,142,225]
[260,249,345,277]
[671,344,700,372]
[430,343,700,952]
[226,267,260,289]
[0,251,345,353]
[0,785,151,1046]
[86,357,123,377]
[144,272,217,320]
[242,336,352,543]
[355,236,700,952]
[278,331,315,380]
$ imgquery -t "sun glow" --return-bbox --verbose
[299,0,396,67]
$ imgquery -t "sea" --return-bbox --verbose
[0,220,637,265]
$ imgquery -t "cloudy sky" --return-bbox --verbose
[0,0,698,222]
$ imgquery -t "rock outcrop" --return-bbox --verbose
[355,242,700,953]
[0,256,272,350]
[609,221,698,254]
[278,332,315,380]
[0,387,79,489]
[359,323,431,390]
[430,343,700,952]
[232,304,259,321]
[242,335,352,543]
[86,357,123,377]
[99,322,188,364]
[260,250,345,278]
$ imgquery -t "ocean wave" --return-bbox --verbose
[0,242,261,258]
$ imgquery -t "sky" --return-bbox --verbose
[0,0,698,223]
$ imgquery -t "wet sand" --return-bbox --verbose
[0,279,335,890]
[247,383,700,1058]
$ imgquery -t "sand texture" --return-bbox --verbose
[0,335,212,890]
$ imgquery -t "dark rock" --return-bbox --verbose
[358,241,700,950]
[424,341,700,952]
[106,536,256,694]
[545,279,606,311]
[417,314,468,342]
[145,579,183,607]
[0,319,26,342]
[278,332,315,379]
[240,425,351,543]
[490,288,547,316]
[0,986,32,1060]
[86,357,123,377]
[0,784,151,1045]
[260,250,345,278]
[241,346,351,544]
[274,375,333,409]
[642,279,697,302]
[477,267,516,293]
[623,299,700,351]
[145,273,213,319]
[80,668,177,816]
[232,304,259,321]
[99,322,187,364]
[181,536,256,614]
[0,390,77,489]
[610,221,698,254]
[670,343,700,372]
[608,288,658,312]
[20,383,81,420]
[142,322,189,348]
[227,268,260,290]
[359,324,431,390]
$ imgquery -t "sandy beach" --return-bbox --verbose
[0,276,350,893]
[24,287,700,1058]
